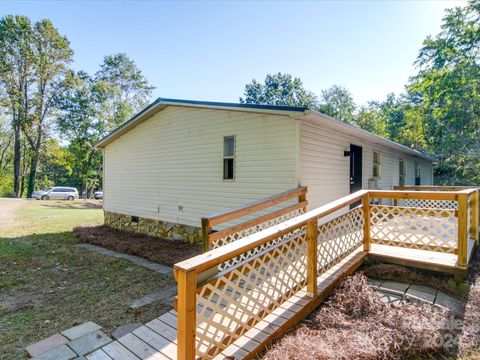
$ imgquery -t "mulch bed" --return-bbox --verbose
[73,225,202,267]
[263,273,456,360]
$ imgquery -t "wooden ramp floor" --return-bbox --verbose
[85,248,367,360]
[369,239,475,275]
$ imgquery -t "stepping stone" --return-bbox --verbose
[435,291,464,315]
[378,280,410,295]
[31,344,76,360]
[367,278,383,289]
[78,244,172,275]
[406,284,437,304]
[378,292,403,306]
[130,286,177,309]
[26,333,69,357]
[112,323,143,340]
[62,321,102,340]
[67,330,112,356]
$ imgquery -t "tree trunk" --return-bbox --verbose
[26,152,38,198]
[13,124,21,197]
[26,129,42,198]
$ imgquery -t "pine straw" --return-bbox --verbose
[263,273,457,360]
[73,225,202,267]
[458,247,480,358]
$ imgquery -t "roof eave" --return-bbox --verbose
[308,110,436,162]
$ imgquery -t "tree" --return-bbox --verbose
[240,73,318,108]
[408,0,480,184]
[56,71,104,196]
[356,103,388,137]
[0,15,35,196]
[317,85,356,123]
[95,53,154,128]
[23,19,73,197]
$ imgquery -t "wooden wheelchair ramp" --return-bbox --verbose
[88,186,479,360]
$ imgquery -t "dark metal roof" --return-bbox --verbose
[155,97,308,112]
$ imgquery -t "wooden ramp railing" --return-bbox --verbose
[201,186,307,252]
[174,187,480,360]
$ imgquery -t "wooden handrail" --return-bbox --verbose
[206,186,307,227]
[175,190,366,275]
[208,201,308,243]
[201,186,308,252]
[394,185,477,191]
[369,190,458,200]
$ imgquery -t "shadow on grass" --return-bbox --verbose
[36,201,103,210]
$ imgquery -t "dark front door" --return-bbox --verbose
[349,144,363,194]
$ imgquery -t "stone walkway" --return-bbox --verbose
[78,243,172,275]
[368,278,464,314]
[26,322,111,360]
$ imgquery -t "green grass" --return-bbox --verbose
[0,200,175,360]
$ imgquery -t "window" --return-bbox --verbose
[223,136,235,180]
[399,159,407,186]
[415,163,421,186]
[373,151,381,178]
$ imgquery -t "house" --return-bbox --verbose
[96,98,435,243]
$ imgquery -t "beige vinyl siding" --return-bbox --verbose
[299,118,433,209]
[103,106,298,227]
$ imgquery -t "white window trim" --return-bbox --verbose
[373,150,382,179]
[223,135,236,181]
[399,159,407,186]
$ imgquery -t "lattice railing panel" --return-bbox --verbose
[397,199,458,210]
[213,207,306,271]
[317,206,364,274]
[211,207,306,249]
[196,230,308,358]
[370,205,457,253]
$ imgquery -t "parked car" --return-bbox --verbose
[94,191,103,200]
[32,188,52,200]
[33,187,79,200]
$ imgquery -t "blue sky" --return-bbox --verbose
[0,0,467,105]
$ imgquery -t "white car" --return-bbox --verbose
[32,187,79,200]
[94,191,103,200]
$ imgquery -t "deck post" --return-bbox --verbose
[177,268,197,360]
[299,187,308,213]
[306,218,318,294]
[457,193,468,267]
[363,193,371,252]
[201,217,211,253]
[472,190,480,244]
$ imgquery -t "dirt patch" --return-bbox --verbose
[74,225,202,267]
[263,273,457,360]
[0,198,25,229]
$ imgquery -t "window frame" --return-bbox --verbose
[415,162,421,186]
[399,159,407,186]
[373,150,382,179]
[223,135,236,181]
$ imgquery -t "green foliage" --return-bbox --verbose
[317,85,356,123]
[95,53,154,128]
[408,0,480,184]
[240,72,318,108]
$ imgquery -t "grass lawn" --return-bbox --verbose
[0,199,175,360]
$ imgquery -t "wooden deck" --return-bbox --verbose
[369,239,476,275]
